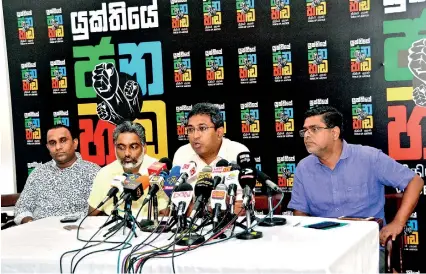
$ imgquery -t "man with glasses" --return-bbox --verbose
[288,106,424,272]
[173,102,248,180]
[88,121,169,217]
[14,125,100,225]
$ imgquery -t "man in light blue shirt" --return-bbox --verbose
[288,106,424,272]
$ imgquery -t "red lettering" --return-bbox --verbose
[276,122,285,132]
[353,118,362,129]
[349,1,359,12]
[25,129,33,140]
[79,119,116,166]
[206,70,215,80]
[351,61,360,72]
[278,177,286,187]
[177,125,185,135]
[204,15,212,26]
[273,66,282,77]
[308,64,318,74]
[239,68,248,79]
[52,79,59,89]
[173,191,191,198]
[388,105,426,160]
[48,28,56,38]
[19,30,26,40]
[242,123,250,133]
[174,72,183,82]
[172,18,180,29]
[23,81,30,91]
[307,6,316,17]
[271,9,280,20]
[237,12,246,23]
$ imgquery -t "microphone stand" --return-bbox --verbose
[175,202,205,246]
[141,195,170,233]
[236,191,263,240]
[189,199,210,232]
[139,187,154,229]
[104,199,142,238]
[211,205,227,239]
[100,195,124,229]
[258,187,286,226]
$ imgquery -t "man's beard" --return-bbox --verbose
[117,151,145,171]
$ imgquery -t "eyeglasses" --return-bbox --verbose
[186,126,215,135]
[299,126,331,137]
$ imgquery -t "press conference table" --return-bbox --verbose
[1,216,379,273]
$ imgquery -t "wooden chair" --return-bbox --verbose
[338,193,404,273]
[384,193,404,273]
[1,193,20,207]
[254,193,288,215]
[1,193,20,229]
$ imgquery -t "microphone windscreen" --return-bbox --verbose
[177,182,194,191]
[236,151,253,168]
[216,159,229,167]
[136,175,151,190]
[159,157,173,171]
[124,173,151,191]
[202,165,213,172]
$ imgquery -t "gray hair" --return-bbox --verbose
[113,121,146,145]
[187,102,224,128]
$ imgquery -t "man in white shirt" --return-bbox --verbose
[88,121,168,217]
[173,103,251,215]
[173,102,249,180]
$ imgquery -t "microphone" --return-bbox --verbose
[212,160,229,188]
[96,175,126,208]
[201,165,213,173]
[210,183,228,226]
[213,176,223,189]
[236,152,282,193]
[216,159,229,167]
[164,166,181,197]
[141,170,169,207]
[223,170,240,213]
[237,152,257,207]
[229,161,241,171]
[239,168,257,207]
[171,183,194,217]
[189,169,214,219]
[117,174,150,207]
[147,161,167,176]
[176,161,197,188]
[257,170,283,193]
[212,166,232,174]
[159,157,173,171]
[236,152,265,239]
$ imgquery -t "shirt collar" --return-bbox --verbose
[50,152,82,168]
[217,137,229,160]
[314,140,350,164]
[340,140,350,159]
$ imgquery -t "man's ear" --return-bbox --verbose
[216,127,224,138]
[73,138,79,150]
[332,127,340,140]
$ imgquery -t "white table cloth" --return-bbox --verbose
[1,215,379,273]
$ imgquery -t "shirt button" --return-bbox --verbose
[333,190,337,193]
[336,208,339,211]
[348,187,352,191]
